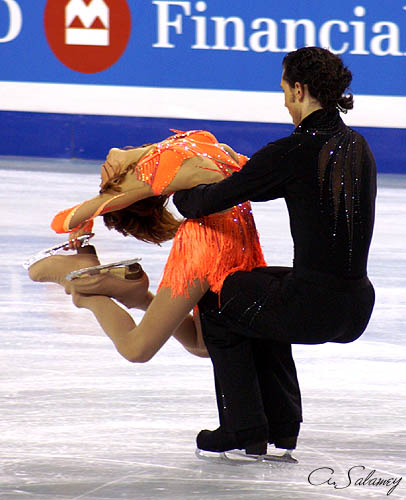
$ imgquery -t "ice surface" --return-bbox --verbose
[0,157,404,499]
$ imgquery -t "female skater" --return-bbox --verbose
[35,130,266,362]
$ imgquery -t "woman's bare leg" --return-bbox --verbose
[71,279,209,362]
[70,266,153,310]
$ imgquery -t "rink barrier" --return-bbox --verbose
[0,110,405,174]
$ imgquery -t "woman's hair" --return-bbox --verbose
[102,195,181,245]
[282,47,353,113]
[100,154,181,245]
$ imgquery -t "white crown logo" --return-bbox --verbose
[65,0,110,47]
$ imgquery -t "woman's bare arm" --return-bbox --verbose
[67,141,236,235]
[102,146,155,187]
[65,154,222,233]
[219,143,239,163]
[68,182,154,230]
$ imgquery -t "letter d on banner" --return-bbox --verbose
[0,0,22,42]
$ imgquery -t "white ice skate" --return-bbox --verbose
[23,233,94,269]
[65,258,142,281]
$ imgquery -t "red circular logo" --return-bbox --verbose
[44,0,131,74]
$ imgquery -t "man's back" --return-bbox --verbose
[270,109,377,278]
[174,109,377,279]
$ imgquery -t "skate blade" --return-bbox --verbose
[229,449,298,464]
[195,448,255,465]
[66,258,141,281]
[23,234,94,270]
[195,448,298,465]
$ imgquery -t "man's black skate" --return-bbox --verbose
[195,426,298,464]
[196,426,267,454]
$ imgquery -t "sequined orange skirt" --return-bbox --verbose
[158,202,266,297]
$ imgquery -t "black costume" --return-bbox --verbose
[174,110,376,449]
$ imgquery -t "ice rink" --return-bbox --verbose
[0,156,405,499]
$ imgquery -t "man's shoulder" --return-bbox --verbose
[256,133,299,157]
[242,133,301,175]
[348,127,376,166]
[348,126,368,143]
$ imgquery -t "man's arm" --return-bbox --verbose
[173,143,293,218]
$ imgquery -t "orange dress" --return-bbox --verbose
[52,130,267,297]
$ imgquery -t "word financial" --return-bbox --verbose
[153,1,405,56]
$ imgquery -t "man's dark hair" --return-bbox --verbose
[282,47,353,113]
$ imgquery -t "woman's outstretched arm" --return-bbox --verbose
[72,278,209,362]
[52,154,221,240]
[52,182,153,233]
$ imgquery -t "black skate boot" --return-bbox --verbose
[196,425,268,455]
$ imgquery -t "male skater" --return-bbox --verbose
[174,47,376,454]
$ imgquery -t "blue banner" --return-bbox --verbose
[1,0,405,172]
[1,0,406,96]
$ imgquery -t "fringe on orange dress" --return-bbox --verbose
[149,130,267,296]
[51,130,267,297]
